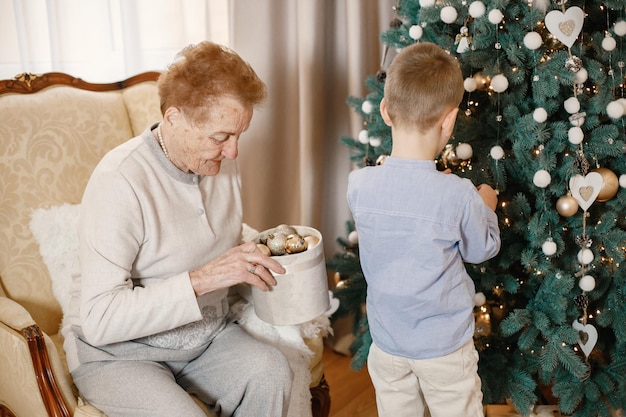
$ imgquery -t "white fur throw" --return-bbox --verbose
[29,203,331,417]
[29,203,80,317]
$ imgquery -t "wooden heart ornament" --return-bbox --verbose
[572,319,598,358]
[545,7,584,48]
[569,172,602,211]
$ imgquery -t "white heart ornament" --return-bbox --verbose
[572,319,598,358]
[545,7,584,48]
[569,172,602,211]
[324,291,340,316]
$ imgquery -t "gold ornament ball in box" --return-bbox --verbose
[592,167,619,202]
[556,193,579,217]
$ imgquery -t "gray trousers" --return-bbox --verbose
[71,322,293,417]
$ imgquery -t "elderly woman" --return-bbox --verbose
[62,42,293,417]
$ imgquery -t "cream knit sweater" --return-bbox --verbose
[63,125,243,372]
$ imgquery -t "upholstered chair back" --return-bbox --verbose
[0,73,161,335]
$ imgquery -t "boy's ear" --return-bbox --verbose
[380,98,393,127]
[441,107,459,138]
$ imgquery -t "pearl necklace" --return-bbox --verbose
[155,123,170,160]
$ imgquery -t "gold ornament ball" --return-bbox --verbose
[592,167,619,202]
[285,234,307,254]
[335,279,349,290]
[491,304,506,321]
[556,194,579,217]
[256,243,271,256]
[304,235,320,249]
[473,72,489,91]
[474,319,492,337]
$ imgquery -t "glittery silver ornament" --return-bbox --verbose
[275,224,298,236]
[266,232,287,256]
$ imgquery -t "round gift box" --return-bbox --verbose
[251,225,329,325]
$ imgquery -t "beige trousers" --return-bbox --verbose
[367,339,484,417]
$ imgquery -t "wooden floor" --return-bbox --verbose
[322,345,378,417]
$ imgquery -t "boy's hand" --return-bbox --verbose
[477,184,498,211]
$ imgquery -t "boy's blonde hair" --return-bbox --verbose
[384,42,463,132]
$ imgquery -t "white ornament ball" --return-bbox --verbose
[488,9,504,25]
[607,100,625,119]
[464,77,477,92]
[358,129,369,144]
[361,100,374,114]
[619,98,626,112]
[533,170,551,188]
[579,275,596,292]
[490,145,505,160]
[619,174,626,188]
[468,1,486,18]
[574,68,588,84]
[491,74,509,93]
[577,248,594,265]
[602,36,617,52]
[533,107,548,123]
[456,143,473,160]
[568,126,584,145]
[541,240,557,256]
[474,292,487,306]
[409,25,424,40]
[419,0,436,7]
[369,137,382,147]
[564,97,580,114]
[615,20,626,37]
[440,6,458,24]
[523,32,543,50]
[348,230,359,245]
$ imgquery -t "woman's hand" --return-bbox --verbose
[189,241,285,296]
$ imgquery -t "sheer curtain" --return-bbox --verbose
[232,0,392,256]
[0,0,229,81]
[1,0,393,257]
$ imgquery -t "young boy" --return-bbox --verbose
[347,42,501,417]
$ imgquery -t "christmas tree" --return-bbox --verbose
[329,0,626,416]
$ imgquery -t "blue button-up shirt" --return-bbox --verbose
[347,157,501,359]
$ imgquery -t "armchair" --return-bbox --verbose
[0,72,330,417]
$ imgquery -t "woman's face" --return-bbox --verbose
[164,96,253,176]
